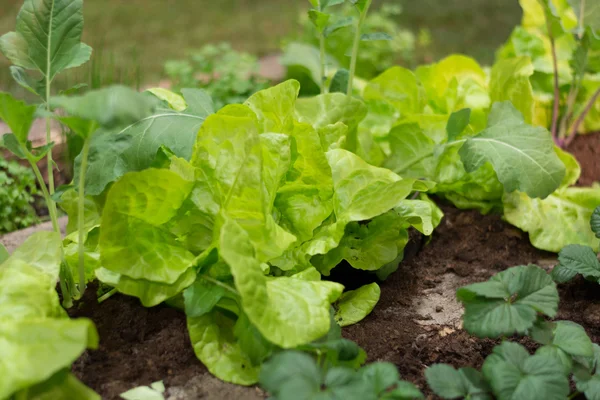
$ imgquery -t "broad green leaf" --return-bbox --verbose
[58,116,98,139]
[459,102,565,198]
[482,342,570,400]
[382,122,436,177]
[187,309,260,385]
[334,283,380,327]
[5,231,63,279]
[0,133,27,158]
[592,206,600,238]
[425,364,491,400]
[554,244,600,282]
[220,218,343,348]
[259,351,322,399]
[329,69,350,94]
[0,0,91,80]
[95,267,196,308]
[308,10,330,33]
[358,362,399,395]
[568,0,600,37]
[0,260,64,322]
[58,189,101,234]
[531,320,594,359]
[457,265,559,338]
[363,66,426,118]
[99,169,195,284]
[25,370,100,400]
[0,91,37,144]
[51,86,155,130]
[234,312,276,366]
[395,196,444,236]
[489,57,535,124]
[0,318,98,399]
[183,276,226,318]
[361,32,393,41]
[146,88,187,111]
[245,80,300,133]
[446,108,472,142]
[78,89,212,195]
[326,149,423,222]
[575,344,600,400]
[311,211,409,275]
[503,185,600,252]
[63,228,101,284]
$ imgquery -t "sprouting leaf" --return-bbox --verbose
[329,69,350,94]
[503,186,600,253]
[0,0,92,81]
[457,265,559,338]
[425,364,492,400]
[0,91,37,145]
[51,86,156,130]
[552,244,600,284]
[459,102,565,199]
[120,381,165,400]
[335,283,380,327]
[308,10,330,33]
[361,32,393,41]
[482,342,570,400]
[446,108,471,142]
[591,206,600,238]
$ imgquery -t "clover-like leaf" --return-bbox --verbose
[457,265,559,338]
[552,244,600,284]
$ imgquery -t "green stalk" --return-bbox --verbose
[75,136,92,300]
[320,32,327,94]
[347,0,372,96]
[28,155,60,234]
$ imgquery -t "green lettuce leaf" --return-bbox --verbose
[334,283,381,327]
[489,57,535,124]
[24,370,100,400]
[503,185,600,252]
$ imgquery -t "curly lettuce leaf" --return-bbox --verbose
[503,185,600,252]
[334,283,381,327]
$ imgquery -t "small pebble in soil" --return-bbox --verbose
[435,306,443,312]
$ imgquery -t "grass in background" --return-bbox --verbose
[0,0,522,92]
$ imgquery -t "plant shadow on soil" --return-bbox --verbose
[69,132,600,399]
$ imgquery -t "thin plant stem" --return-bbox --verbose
[545,17,560,141]
[320,33,327,94]
[28,156,60,234]
[565,87,600,146]
[75,136,92,300]
[347,0,371,97]
[98,288,118,303]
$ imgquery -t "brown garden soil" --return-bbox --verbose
[66,133,600,399]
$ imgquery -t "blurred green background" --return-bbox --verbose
[0,0,522,89]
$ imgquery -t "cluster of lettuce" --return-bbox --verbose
[0,232,99,399]
[55,80,443,385]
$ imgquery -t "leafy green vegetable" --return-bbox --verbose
[482,342,570,400]
[459,102,565,199]
[574,344,600,400]
[503,185,600,252]
[120,381,165,400]
[457,265,559,338]
[425,364,491,400]
[335,283,380,327]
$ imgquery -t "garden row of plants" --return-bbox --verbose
[0,0,599,398]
